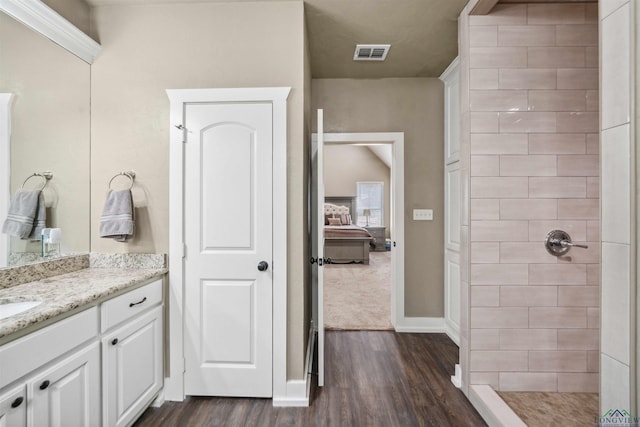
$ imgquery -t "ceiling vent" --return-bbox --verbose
[353,44,390,61]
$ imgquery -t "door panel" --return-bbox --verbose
[201,124,254,250]
[201,280,255,364]
[184,102,273,397]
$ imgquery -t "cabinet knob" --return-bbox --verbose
[39,380,50,390]
[11,397,23,408]
[111,338,118,345]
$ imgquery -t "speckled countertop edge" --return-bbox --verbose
[0,267,167,341]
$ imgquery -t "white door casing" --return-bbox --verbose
[311,132,404,328]
[311,109,325,387]
[166,88,290,402]
[184,102,273,397]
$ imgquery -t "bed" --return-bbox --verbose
[324,197,374,265]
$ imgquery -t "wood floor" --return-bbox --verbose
[134,331,486,427]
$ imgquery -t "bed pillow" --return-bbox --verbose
[340,213,351,225]
[328,218,342,226]
[324,214,332,225]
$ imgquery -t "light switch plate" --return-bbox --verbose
[413,209,433,220]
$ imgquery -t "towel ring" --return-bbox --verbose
[108,171,136,191]
[21,172,53,191]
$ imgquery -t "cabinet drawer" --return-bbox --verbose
[101,279,163,332]
[0,307,98,390]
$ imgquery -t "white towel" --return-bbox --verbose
[2,190,46,240]
[100,190,134,242]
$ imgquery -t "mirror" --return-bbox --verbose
[0,10,91,267]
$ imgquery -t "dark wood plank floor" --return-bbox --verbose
[134,331,486,427]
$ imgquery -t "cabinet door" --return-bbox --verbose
[0,384,26,426]
[29,342,100,427]
[103,305,163,427]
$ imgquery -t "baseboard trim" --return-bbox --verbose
[451,364,462,388]
[469,385,526,427]
[394,317,446,333]
[444,319,460,346]
[273,325,315,407]
[151,390,165,407]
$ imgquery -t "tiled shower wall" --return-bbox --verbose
[464,3,599,392]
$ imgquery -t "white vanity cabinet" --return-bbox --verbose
[0,307,100,427]
[0,276,164,427]
[101,279,163,427]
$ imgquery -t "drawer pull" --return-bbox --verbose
[11,397,23,408]
[111,338,118,346]
[39,380,50,390]
[129,297,147,308]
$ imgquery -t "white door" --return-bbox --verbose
[184,102,273,397]
[0,385,26,426]
[311,109,325,386]
[441,58,461,344]
[102,307,163,427]
[31,342,100,427]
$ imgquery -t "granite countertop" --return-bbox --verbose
[0,267,167,341]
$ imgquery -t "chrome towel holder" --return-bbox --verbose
[108,171,136,190]
[21,172,53,191]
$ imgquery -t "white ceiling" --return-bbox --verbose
[84,0,468,79]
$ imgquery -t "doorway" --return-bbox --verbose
[311,130,405,387]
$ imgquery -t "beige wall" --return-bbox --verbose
[0,12,90,256]
[461,2,599,393]
[324,145,391,236]
[312,78,445,317]
[90,1,309,380]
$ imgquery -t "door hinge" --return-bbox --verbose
[175,124,186,143]
[310,257,332,266]
[182,357,186,374]
[182,243,186,258]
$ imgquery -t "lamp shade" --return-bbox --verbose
[363,209,371,216]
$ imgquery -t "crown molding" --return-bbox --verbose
[0,0,101,64]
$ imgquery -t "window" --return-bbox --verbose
[356,182,384,227]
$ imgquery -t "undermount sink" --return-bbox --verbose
[0,297,42,320]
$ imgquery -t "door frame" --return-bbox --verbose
[165,87,291,402]
[312,132,405,327]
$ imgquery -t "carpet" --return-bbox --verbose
[324,251,393,330]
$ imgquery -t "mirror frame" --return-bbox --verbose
[0,94,13,266]
[0,1,100,267]
[0,0,101,64]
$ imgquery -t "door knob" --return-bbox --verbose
[257,261,269,272]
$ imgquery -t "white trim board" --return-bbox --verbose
[165,87,291,403]
[273,326,315,407]
[0,0,101,64]
[0,94,14,268]
[312,132,405,328]
[469,385,526,427]
[394,317,447,333]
